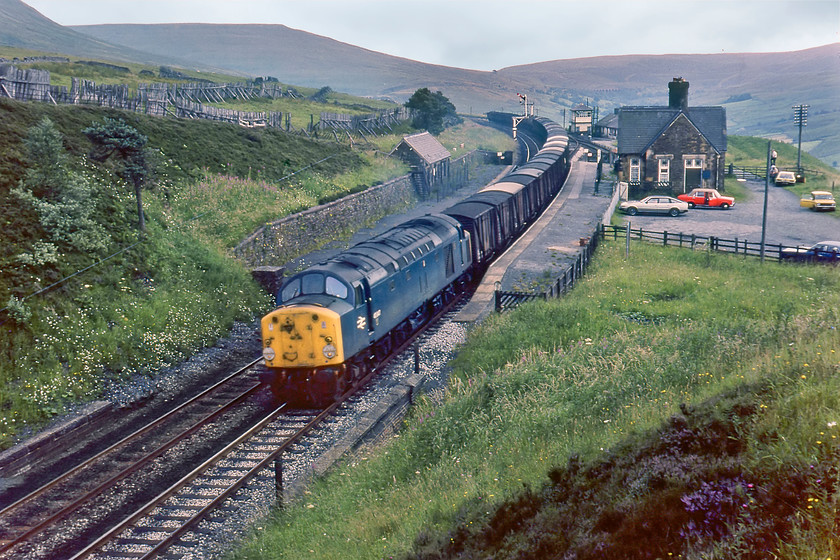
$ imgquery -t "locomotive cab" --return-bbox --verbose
[260,271,360,403]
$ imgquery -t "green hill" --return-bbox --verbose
[3,0,837,165]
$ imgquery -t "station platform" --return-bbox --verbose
[454,152,617,323]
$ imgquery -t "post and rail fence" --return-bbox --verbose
[494,222,809,313]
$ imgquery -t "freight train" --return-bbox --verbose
[260,116,571,406]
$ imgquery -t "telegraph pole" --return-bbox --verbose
[793,104,808,175]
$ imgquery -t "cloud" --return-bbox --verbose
[22,0,840,70]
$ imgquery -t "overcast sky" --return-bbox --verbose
[22,0,840,71]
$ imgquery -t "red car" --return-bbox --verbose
[677,188,735,209]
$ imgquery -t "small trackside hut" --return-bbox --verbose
[390,131,451,197]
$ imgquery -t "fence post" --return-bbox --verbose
[663,231,668,247]
[275,457,283,506]
[625,222,630,259]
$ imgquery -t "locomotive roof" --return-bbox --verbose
[301,214,464,287]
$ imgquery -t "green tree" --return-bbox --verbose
[405,88,461,135]
[84,118,149,232]
[12,118,108,255]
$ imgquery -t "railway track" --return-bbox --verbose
[0,288,469,560]
[0,359,269,559]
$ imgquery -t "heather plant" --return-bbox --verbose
[233,241,840,560]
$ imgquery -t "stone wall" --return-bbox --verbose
[234,150,486,270]
[234,174,417,268]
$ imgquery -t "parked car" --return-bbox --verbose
[800,190,836,212]
[618,196,689,216]
[780,240,840,263]
[677,188,735,209]
[774,171,797,186]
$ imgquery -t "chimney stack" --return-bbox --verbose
[669,77,689,109]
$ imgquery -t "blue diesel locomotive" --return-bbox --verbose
[260,116,571,405]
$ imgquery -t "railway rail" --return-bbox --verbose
[0,359,267,559]
[0,283,469,560]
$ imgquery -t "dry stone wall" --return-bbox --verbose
[234,174,416,268]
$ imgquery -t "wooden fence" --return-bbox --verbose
[729,164,823,182]
[599,223,802,261]
[0,64,409,136]
[493,221,812,313]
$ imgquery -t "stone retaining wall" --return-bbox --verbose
[234,150,485,269]
[233,173,417,268]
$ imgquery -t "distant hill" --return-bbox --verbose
[65,24,840,167]
[0,0,232,72]
[2,0,837,165]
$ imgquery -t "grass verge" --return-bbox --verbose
[231,240,840,559]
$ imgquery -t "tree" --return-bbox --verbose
[405,88,461,135]
[12,118,108,256]
[84,118,149,232]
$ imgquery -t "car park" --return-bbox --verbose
[780,240,840,263]
[677,188,735,209]
[800,190,836,212]
[618,196,689,216]
[774,171,797,186]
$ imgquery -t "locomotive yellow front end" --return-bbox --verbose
[260,305,346,404]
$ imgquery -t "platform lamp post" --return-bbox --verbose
[793,104,808,175]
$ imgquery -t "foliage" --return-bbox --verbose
[405,88,462,135]
[84,117,150,231]
[12,118,109,254]
[232,242,840,560]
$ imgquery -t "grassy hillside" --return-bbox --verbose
[728,135,840,197]
[0,73,513,448]
[0,97,363,446]
[233,241,840,560]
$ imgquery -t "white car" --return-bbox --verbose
[619,196,689,216]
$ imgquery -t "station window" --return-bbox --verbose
[658,159,670,182]
[629,158,641,182]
